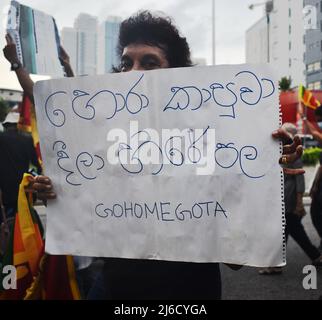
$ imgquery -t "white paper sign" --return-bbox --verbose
[34,65,285,267]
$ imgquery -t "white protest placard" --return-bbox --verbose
[6,1,64,78]
[34,65,285,267]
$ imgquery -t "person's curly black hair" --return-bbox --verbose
[116,10,192,69]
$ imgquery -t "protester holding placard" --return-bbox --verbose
[25,11,306,300]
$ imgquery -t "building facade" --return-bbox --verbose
[61,27,78,74]
[305,0,322,89]
[74,13,98,76]
[61,14,122,76]
[246,16,269,64]
[246,0,306,88]
[97,17,121,74]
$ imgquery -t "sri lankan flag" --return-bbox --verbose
[24,254,81,300]
[298,85,321,110]
[0,174,80,300]
[18,93,42,165]
[0,173,44,299]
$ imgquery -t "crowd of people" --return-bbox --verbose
[0,10,321,299]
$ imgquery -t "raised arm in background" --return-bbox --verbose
[303,119,322,143]
[3,33,34,103]
[59,45,74,77]
[3,34,75,103]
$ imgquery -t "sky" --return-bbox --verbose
[0,0,264,90]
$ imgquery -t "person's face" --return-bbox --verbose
[120,43,169,72]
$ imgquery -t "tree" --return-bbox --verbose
[279,77,292,92]
[0,98,9,123]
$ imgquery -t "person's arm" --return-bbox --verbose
[303,119,322,143]
[59,45,74,77]
[310,165,322,199]
[3,34,34,103]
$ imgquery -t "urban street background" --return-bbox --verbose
[221,198,322,300]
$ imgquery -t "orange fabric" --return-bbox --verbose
[302,90,311,103]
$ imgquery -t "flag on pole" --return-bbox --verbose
[298,85,321,110]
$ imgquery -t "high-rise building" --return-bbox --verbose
[61,14,122,76]
[74,13,98,76]
[246,16,269,64]
[305,0,322,90]
[97,17,121,74]
[246,0,306,88]
[61,27,78,73]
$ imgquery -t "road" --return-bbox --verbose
[221,199,322,300]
